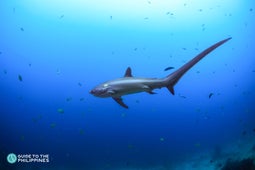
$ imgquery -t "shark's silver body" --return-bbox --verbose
[98,77,166,97]
[90,38,232,108]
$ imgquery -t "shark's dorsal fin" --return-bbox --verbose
[124,67,133,77]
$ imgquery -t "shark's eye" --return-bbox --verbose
[103,84,109,87]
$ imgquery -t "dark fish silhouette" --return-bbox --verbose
[209,93,214,98]
[164,67,174,71]
[18,75,22,81]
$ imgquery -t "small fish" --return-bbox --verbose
[57,108,64,114]
[209,93,214,98]
[182,47,187,50]
[79,129,84,135]
[50,123,56,128]
[250,8,253,12]
[78,82,82,86]
[66,97,72,102]
[3,70,7,74]
[0,51,2,54]
[20,27,24,31]
[32,118,38,123]
[166,12,174,15]
[178,93,186,99]
[110,15,113,19]
[195,142,201,147]
[80,98,84,101]
[59,14,64,19]
[179,95,186,99]
[20,135,25,141]
[18,75,23,81]
[56,69,61,75]
[164,67,174,71]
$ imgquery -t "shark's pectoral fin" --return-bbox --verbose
[112,97,128,109]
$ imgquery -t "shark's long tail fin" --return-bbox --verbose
[165,37,232,95]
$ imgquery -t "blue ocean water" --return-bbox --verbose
[0,0,255,169]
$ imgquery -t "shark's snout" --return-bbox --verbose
[89,89,95,94]
[89,88,108,97]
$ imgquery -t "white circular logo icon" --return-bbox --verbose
[7,153,17,164]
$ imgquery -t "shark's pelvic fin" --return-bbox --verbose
[167,86,175,95]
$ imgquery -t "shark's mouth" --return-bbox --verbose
[90,88,108,96]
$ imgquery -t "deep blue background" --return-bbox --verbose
[0,0,254,169]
